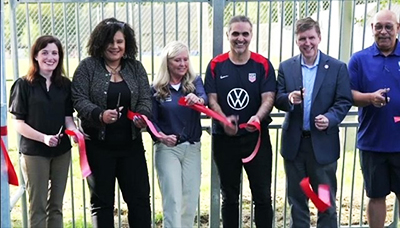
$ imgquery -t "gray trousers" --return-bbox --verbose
[21,151,71,228]
[284,137,338,228]
[155,142,201,228]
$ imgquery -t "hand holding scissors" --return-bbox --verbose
[44,126,63,147]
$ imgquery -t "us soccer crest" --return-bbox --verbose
[248,73,256,83]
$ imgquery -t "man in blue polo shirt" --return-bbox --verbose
[205,15,276,227]
[348,9,400,228]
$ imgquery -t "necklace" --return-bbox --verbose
[105,63,121,75]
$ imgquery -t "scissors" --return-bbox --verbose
[384,87,389,104]
[299,86,304,101]
[56,126,63,145]
[116,92,121,119]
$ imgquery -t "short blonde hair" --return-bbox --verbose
[153,41,196,100]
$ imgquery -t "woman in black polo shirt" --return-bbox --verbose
[9,35,77,228]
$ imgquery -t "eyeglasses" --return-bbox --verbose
[106,21,125,28]
[374,23,395,32]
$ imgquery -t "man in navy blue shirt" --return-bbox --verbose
[205,15,276,227]
[349,9,400,228]
[275,17,352,228]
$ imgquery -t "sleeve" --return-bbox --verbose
[324,62,353,128]
[64,78,74,117]
[348,54,361,91]
[204,60,216,94]
[148,87,161,142]
[275,62,294,112]
[71,59,103,124]
[134,61,152,117]
[194,76,208,105]
[261,60,277,93]
[9,78,29,120]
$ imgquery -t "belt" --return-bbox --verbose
[301,131,311,138]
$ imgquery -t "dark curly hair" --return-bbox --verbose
[87,18,138,60]
[26,35,67,87]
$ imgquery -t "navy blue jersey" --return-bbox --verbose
[205,52,276,135]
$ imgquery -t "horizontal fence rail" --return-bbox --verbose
[2,0,399,227]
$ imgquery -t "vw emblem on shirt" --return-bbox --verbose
[227,88,249,110]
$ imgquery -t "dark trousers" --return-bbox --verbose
[284,136,338,228]
[86,139,151,228]
[213,128,273,228]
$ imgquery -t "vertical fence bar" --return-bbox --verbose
[209,0,225,227]
[338,127,348,225]
[25,3,32,51]
[338,0,353,62]
[0,0,11,226]
[326,0,332,55]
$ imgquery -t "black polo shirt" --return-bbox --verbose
[9,76,73,157]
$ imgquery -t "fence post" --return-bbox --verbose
[0,0,11,226]
[209,0,225,227]
[338,0,353,63]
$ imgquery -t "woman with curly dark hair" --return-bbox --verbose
[71,18,152,227]
[9,35,78,228]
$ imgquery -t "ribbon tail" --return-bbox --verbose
[1,139,19,186]
[394,116,400,123]
[239,122,261,163]
[65,130,91,178]
[1,126,19,186]
[299,177,330,212]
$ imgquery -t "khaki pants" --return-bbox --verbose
[21,151,71,228]
[155,142,201,228]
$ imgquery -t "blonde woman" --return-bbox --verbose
[151,41,207,227]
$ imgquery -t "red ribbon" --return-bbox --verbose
[177,97,234,127]
[238,121,261,163]
[1,126,19,186]
[299,177,331,212]
[395,117,400,123]
[127,110,162,138]
[65,129,91,178]
[178,97,260,163]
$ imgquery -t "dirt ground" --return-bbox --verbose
[116,193,398,228]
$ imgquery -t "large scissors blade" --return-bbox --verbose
[116,92,121,119]
[56,126,63,145]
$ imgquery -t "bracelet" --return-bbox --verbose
[99,111,105,124]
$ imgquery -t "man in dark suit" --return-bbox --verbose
[275,17,352,228]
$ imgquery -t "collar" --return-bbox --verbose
[372,39,400,57]
[300,50,320,68]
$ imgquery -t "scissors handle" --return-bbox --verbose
[299,86,303,101]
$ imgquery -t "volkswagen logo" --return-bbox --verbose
[227,88,249,110]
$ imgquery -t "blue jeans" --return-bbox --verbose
[213,127,273,228]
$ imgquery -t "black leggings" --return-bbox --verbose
[86,139,151,228]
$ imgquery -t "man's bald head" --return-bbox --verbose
[371,9,399,55]
[373,9,399,24]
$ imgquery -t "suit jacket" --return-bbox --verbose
[275,52,352,165]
